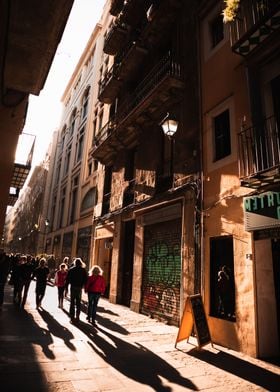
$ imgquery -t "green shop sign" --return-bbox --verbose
[244,191,280,220]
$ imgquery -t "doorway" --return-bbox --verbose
[271,238,280,354]
[120,220,135,307]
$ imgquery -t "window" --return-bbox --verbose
[102,166,112,215]
[81,187,97,212]
[98,110,104,133]
[60,126,67,153]
[76,127,85,163]
[81,87,90,120]
[50,196,56,230]
[213,109,231,161]
[87,159,98,177]
[92,108,98,145]
[55,159,61,184]
[210,14,224,48]
[202,5,228,60]
[210,236,235,321]
[64,147,71,175]
[59,188,66,228]
[69,176,79,224]
[88,161,92,177]
[69,109,77,136]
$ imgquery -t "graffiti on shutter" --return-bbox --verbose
[141,219,181,325]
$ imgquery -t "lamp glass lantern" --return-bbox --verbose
[160,113,178,138]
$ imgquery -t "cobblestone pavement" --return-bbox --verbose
[0,281,279,391]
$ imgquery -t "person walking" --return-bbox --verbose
[85,265,106,325]
[54,262,68,308]
[32,258,49,309]
[19,254,36,308]
[66,258,87,323]
[10,254,22,305]
[0,251,11,308]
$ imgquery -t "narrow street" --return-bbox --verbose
[0,281,279,392]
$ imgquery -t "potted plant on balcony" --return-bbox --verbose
[223,0,240,22]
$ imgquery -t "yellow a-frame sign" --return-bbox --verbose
[175,294,212,349]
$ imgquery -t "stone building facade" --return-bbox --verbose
[43,0,280,361]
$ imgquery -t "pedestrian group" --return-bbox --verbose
[0,250,106,326]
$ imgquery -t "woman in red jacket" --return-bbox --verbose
[54,262,68,308]
[85,265,106,325]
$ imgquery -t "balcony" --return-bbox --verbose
[103,19,130,56]
[230,0,280,56]
[141,0,183,48]
[110,0,124,16]
[99,42,148,104]
[93,52,184,165]
[238,116,280,188]
[120,0,152,26]
[98,64,122,104]
[8,132,36,206]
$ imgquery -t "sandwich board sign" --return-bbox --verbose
[175,294,212,349]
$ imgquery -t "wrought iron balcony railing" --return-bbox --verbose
[230,0,280,55]
[93,52,183,165]
[95,52,181,147]
[238,116,280,187]
[117,51,181,123]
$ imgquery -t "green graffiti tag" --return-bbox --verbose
[145,241,181,286]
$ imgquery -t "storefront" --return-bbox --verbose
[244,190,280,358]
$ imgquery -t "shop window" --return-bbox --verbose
[210,236,236,321]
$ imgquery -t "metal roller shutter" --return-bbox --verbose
[141,218,181,325]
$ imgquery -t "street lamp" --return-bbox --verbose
[159,113,179,175]
[44,219,50,254]
[160,112,179,138]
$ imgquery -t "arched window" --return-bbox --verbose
[80,187,97,212]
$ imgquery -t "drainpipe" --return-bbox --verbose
[196,10,205,299]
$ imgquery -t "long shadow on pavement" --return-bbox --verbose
[38,308,76,351]
[75,321,198,391]
[187,347,280,391]
[0,290,56,391]
[62,305,129,335]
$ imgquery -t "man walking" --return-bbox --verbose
[66,258,87,322]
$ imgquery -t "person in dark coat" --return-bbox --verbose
[19,254,36,308]
[32,257,49,309]
[0,251,11,308]
[10,254,22,305]
[66,257,88,322]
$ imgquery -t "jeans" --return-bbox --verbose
[69,286,82,319]
[87,292,101,322]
